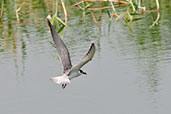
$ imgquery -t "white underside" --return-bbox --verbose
[68,71,81,80]
[50,71,81,85]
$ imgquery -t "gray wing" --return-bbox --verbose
[69,43,96,74]
[47,19,72,73]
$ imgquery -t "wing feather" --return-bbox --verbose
[69,43,96,74]
[47,19,72,73]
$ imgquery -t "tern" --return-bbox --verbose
[47,19,96,89]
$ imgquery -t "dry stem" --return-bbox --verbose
[60,0,67,24]
[90,11,98,24]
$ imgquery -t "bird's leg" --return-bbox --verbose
[62,84,64,89]
[62,83,67,89]
[79,69,87,75]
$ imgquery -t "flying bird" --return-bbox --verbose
[47,18,96,89]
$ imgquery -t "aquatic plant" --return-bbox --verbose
[72,0,160,27]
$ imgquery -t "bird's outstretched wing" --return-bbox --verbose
[47,19,72,73]
[69,43,96,75]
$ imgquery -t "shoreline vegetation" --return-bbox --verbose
[0,0,160,29]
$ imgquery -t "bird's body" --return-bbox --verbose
[50,69,82,88]
[47,17,95,89]
[68,70,81,80]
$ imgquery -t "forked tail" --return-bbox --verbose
[50,76,71,88]
[50,77,59,83]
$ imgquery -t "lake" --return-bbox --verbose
[0,0,171,114]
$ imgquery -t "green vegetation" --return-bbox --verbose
[0,0,161,28]
[0,0,170,55]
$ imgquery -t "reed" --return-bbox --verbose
[0,0,160,28]
[150,0,160,27]
[49,0,67,35]
[0,0,4,18]
[15,1,25,21]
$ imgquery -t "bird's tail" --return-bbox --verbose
[50,77,59,84]
[50,76,70,85]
